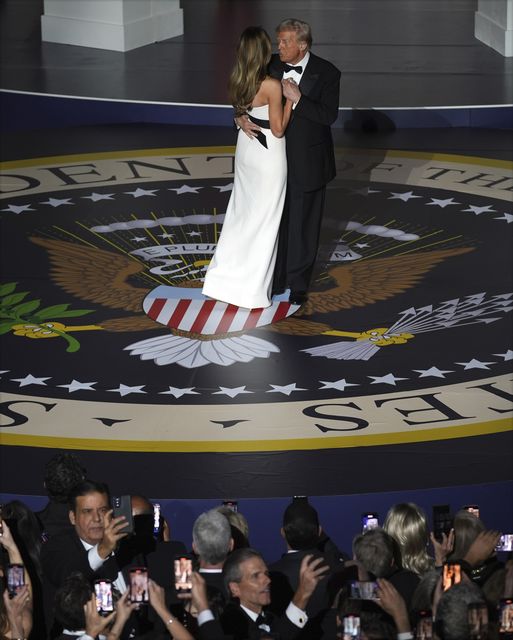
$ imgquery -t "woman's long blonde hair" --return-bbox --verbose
[229,26,272,117]
[384,502,433,576]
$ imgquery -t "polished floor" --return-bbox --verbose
[1,0,513,107]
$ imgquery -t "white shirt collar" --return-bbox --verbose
[240,604,259,622]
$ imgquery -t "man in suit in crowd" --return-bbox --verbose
[192,508,234,603]
[36,452,86,539]
[352,528,420,612]
[41,480,130,636]
[212,547,329,640]
[269,499,344,638]
[239,18,341,306]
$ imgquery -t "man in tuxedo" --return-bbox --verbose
[269,500,344,638]
[239,18,341,306]
[211,547,328,640]
[41,480,130,636]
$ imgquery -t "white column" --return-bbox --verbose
[41,0,183,52]
[475,0,513,57]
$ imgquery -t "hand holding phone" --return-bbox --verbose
[442,562,462,591]
[350,580,379,600]
[361,512,379,532]
[7,564,25,598]
[129,567,149,604]
[112,495,134,534]
[174,555,193,592]
[94,579,114,615]
[433,505,453,543]
[342,614,361,639]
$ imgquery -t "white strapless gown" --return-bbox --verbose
[202,105,287,308]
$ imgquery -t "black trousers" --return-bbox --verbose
[273,181,326,293]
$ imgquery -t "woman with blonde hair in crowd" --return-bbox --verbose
[384,502,453,577]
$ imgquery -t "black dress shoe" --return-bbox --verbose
[289,290,308,305]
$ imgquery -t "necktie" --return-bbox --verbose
[284,64,302,74]
[256,611,271,632]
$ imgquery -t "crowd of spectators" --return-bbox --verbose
[0,452,511,640]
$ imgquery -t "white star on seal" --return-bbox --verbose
[82,192,115,202]
[168,185,203,194]
[131,236,148,243]
[108,383,146,396]
[187,231,202,237]
[493,350,513,361]
[159,232,175,239]
[413,366,454,378]
[11,374,51,387]
[455,358,495,370]
[318,379,359,391]
[124,188,159,198]
[159,386,199,398]
[461,205,496,215]
[495,213,513,223]
[267,383,307,395]
[388,191,422,202]
[354,243,369,249]
[368,373,409,385]
[58,379,97,392]
[426,197,461,208]
[40,197,74,207]
[213,183,233,192]
[1,204,35,214]
[213,386,252,398]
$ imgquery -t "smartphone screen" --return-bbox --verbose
[153,503,161,536]
[496,533,513,552]
[415,610,433,639]
[94,579,114,615]
[499,599,513,633]
[129,567,149,604]
[468,602,488,639]
[222,500,238,512]
[442,563,462,591]
[361,512,379,532]
[342,614,361,639]
[433,505,453,542]
[463,504,480,519]
[174,555,193,592]
[350,580,379,600]
[7,564,25,598]
[113,495,134,534]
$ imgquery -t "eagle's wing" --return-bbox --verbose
[30,237,149,312]
[304,247,473,315]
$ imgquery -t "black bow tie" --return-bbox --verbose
[284,64,303,74]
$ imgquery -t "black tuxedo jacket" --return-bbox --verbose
[268,52,340,191]
[217,601,304,640]
[269,549,342,639]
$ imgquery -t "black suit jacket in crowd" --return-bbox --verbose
[268,52,341,192]
[216,601,305,640]
[269,548,343,639]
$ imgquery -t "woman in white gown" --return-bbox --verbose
[202,27,292,309]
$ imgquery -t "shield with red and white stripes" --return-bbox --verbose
[143,286,299,336]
